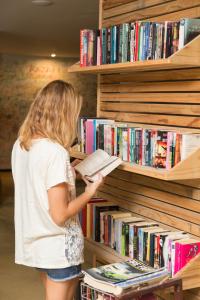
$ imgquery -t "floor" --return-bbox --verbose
[0,171,45,299]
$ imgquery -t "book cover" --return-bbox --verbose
[174,239,200,274]
[180,133,200,161]
[154,130,168,168]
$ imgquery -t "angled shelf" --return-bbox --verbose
[70,147,200,181]
[85,238,200,291]
[68,35,200,74]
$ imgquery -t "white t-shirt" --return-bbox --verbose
[11,138,84,269]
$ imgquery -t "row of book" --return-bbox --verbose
[78,118,200,169]
[79,198,200,276]
[80,18,200,66]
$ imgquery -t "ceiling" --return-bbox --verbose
[0,0,99,58]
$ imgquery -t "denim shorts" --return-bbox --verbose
[37,264,82,282]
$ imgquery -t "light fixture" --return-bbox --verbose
[32,0,53,6]
[51,53,56,58]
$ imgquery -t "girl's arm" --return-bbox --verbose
[48,175,103,226]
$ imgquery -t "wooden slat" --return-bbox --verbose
[105,176,200,212]
[99,110,200,128]
[103,0,173,19]
[101,68,200,83]
[101,102,200,116]
[100,93,200,104]
[101,81,200,93]
[111,169,200,200]
[103,0,134,10]
[101,183,200,224]
[147,6,200,21]
[102,0,200,26]
[98,191,200,237]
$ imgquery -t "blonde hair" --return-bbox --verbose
[19,80,82,151]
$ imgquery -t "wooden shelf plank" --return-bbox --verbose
[70,148,200,181]
[68,35,200,74]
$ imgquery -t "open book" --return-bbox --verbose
[74,149,122,181]
[82,259,169,295]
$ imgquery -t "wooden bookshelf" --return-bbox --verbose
[70,147,200,181]
[68,35,200,74]
[72,0,200,298]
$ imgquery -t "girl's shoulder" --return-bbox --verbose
[32,138,69,157]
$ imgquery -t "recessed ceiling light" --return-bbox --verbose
[51,53,56,58]
[32,0,53,6]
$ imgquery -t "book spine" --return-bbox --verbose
[83,30,88,66]
[125,223,129,256]
[104,214,109,246]
[80,30,84,66]
[129,224,134,258]
[149,233,155,267]
[121,222,126,256]
[86,120,95,154]
[102,28,107,65]
[135,22,139,61]
[96,30,101,65]
[107,28,111,64]
[86,203,91,239]
[100,212,105,243]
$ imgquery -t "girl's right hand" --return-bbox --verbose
[83,173,104,198]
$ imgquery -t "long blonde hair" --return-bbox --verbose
[19,80,82,150]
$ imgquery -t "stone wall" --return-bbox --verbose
[0,54,97,169]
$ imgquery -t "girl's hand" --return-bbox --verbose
[83,173,104,198]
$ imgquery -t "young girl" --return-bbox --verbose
[11,80,103,300]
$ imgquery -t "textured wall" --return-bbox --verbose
[0,54,97,169]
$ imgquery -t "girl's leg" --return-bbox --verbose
[45,276,79,300]
[40,271,47,288]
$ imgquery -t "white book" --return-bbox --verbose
[74,149,122,182]
[181,134,200,161]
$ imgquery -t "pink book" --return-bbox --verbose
[85,120,94,154]
[174,239,200,274]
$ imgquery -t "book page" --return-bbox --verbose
[74,149,110,176]
[91,157,122,181]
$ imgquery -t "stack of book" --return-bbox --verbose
[82,259,169,296]
[79,199,200,276]
[78,118,200,169]
[80,18,200,66]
